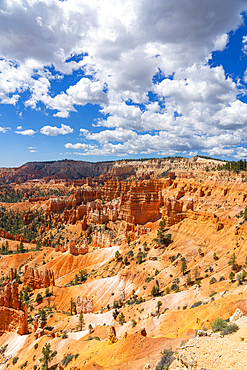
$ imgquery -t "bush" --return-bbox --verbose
[12,357,19,365]
[34,343,38,350]
[155,347,174,370]
[211,318,227,333]
[61,354,74,367]
[132,319,137,327]
[191,301,203,309]
[151,285,159,297]
[221,323,239,336]
[20,361,28,369]
[209,277,217,284]
[210,317,238,335]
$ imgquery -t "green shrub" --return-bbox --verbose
[209,277,217,284]
[12,357,19,365]
[210,317,238,335]
[221,323,239,336]
[132,319,137,327]
[211,318,227,333]
[155,347,174,370]
[20,361,28,369]
[0,344,8,355]
[191,301,203,309]
[34,343,38,350]
[61,354,74,367]
[151,285,159,297]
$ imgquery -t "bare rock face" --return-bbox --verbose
[91,231,112,249]
[55,239,88,255]
[0,228,13,240]
[118,181,160,225]
[17,302,28,335]
[162,198,187,227]
[76,296,94,314]
[33,312,46,339]
[0,282,28,335]
[230,308,244,322]
[23,266,55,290]
[0,281,19,309]
[108,326,118,345]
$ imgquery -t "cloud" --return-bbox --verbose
[15,128,35,136]
[17,126,23,130]
[30,150,37,152]
[80,127,137,143]
[0,0,247,158]
[65,143,96,150]
[0,126,10,133]
[40,124,74,136]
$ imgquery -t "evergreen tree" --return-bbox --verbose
[79,311,85,331]
[181,259,187,275]
[19,239,24,253]
[39,343,57,370]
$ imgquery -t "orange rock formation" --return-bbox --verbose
[0,281,28,335]
[23,266,55,289]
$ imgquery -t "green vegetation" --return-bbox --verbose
[155,348,174,370]
[211,318,239,336]
[151,285,160,297]
[20,361,28,369]
[39,343,57,370]
[228,253,241,271]
[78,311,85,331]
[155,220,172,247]
[61,354,74,367]
[191,301,203,309]
[12,357,19,365]
[0,344,8,355]
[181,259,187,275]
[118,312,125,325]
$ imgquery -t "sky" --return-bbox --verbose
[2,1,247,167]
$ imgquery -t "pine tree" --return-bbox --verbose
[20,239,24,253]
[181,259,187,275]
[79,311,85,331]
[39,343,57,370]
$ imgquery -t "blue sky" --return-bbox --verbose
[1,0,247,167]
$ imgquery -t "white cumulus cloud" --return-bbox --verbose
[15,128,35,136]
[40,124,74,136]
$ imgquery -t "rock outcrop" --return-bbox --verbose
[76,296,94,314]
[23,266,55,290]
[108,326,118,344]
[162,198,187,227]
[91,231,112,249]
[0,281,28,335]
[55,240,88,255]
[118,181,160,224]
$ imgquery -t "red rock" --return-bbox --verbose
[23,266,55,290]
[0,281,28,335]
[162,198,187,227]
[55,239,88,255]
